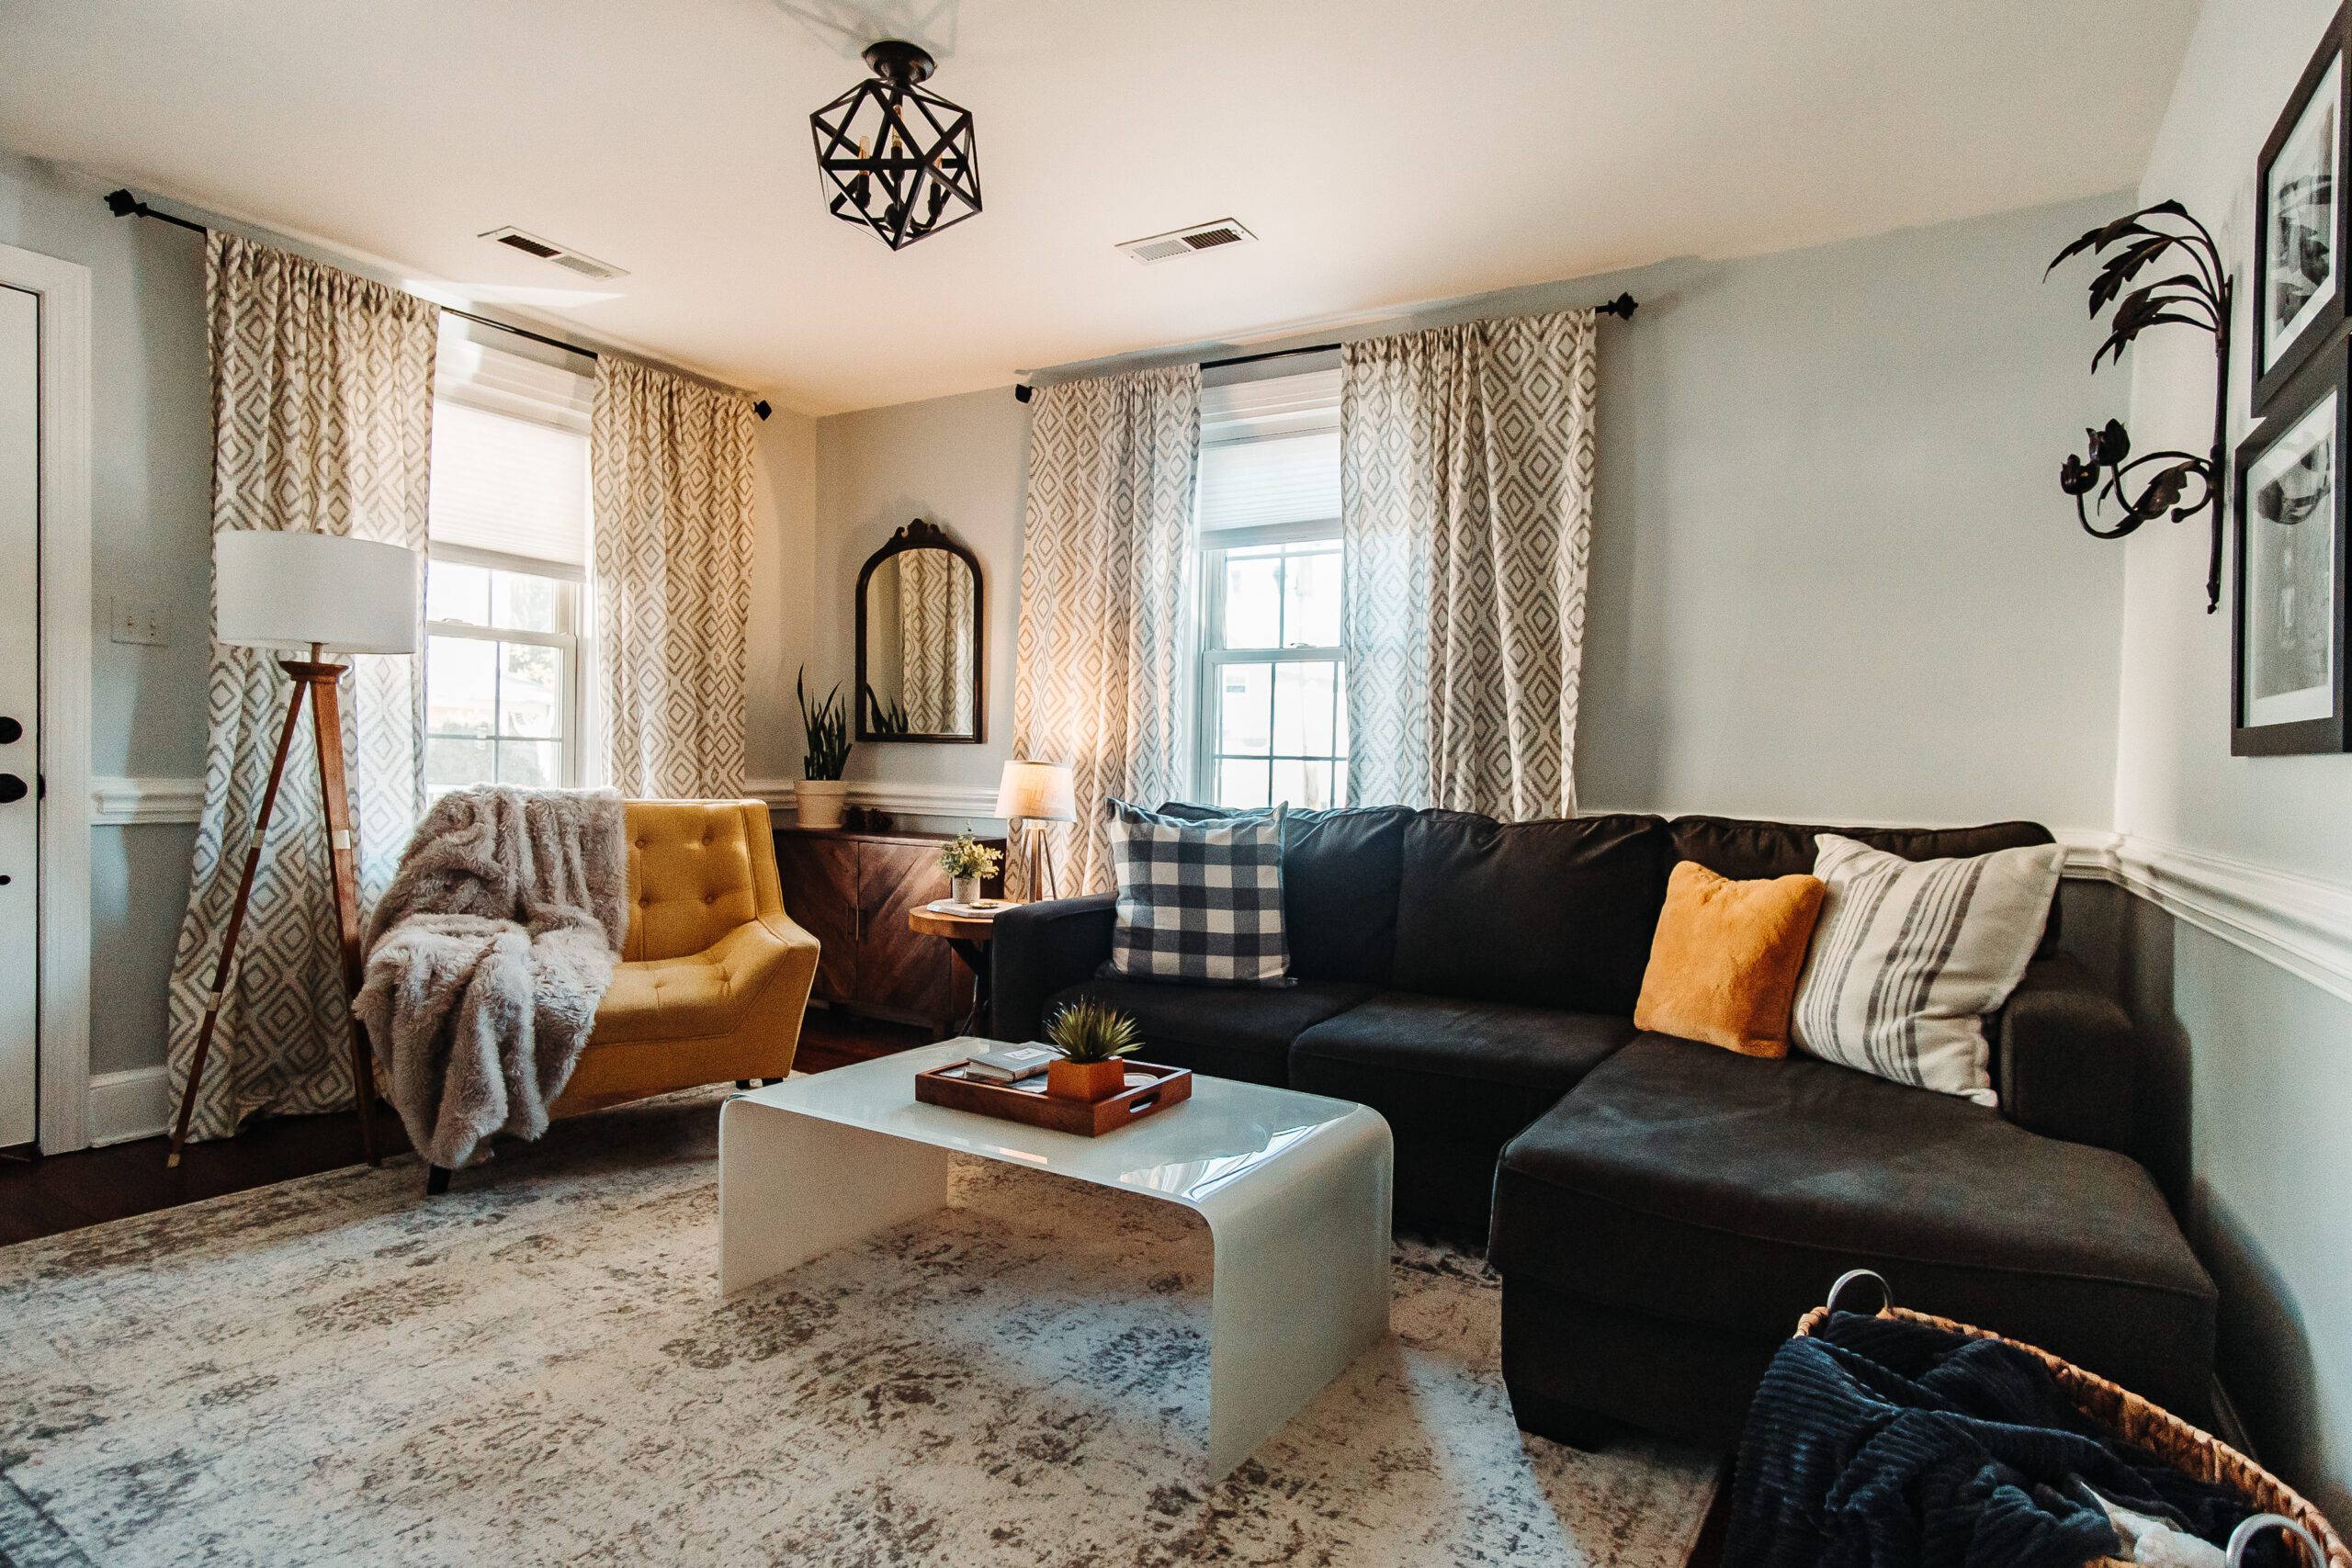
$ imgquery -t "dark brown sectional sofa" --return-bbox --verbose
[988,805,2217,1451]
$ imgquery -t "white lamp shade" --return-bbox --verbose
[214,530,419,656]
[994,759,1076,822]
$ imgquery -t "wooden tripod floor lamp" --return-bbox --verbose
[165,529,419,1169]
[994,759,1076,901]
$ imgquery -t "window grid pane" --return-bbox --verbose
[1203,539,1347,812]
[424,623,575,794]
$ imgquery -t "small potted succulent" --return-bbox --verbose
[1043,999,1143,1102]
[937,827,1002,905]
[796,667,851,829]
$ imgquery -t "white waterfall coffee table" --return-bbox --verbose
[718,1039,1394,1478]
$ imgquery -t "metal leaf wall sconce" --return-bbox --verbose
[2047,200,2233,611]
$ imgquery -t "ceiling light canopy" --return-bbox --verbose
[809,39,980,253]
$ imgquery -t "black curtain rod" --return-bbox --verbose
[106,189,773,420]
[1012,292,1638,401]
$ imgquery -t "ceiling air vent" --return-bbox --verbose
[478,226,629,281]
[1116,219,1258,265]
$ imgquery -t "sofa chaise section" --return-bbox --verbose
[1490,1033,2218,1450]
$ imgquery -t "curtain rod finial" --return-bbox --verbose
[1014,383,1034,403]
[753,400,773,421]
[105,188,140,218]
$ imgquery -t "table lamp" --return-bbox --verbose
[994,759,1076,900]
[166,529,418,1168]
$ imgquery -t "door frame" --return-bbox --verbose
[0,242,94,1154]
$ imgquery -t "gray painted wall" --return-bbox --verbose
[2112,0,2352,1518]
[2117,899,2352,1522]
[781,194,2129,837]
[1574,197,2126,828]
[0,154,213,1080]
[795,389,1033,809]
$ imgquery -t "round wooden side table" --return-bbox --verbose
[907,904,1015,1037]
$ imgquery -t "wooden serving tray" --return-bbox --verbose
[914,1060,1193,1136]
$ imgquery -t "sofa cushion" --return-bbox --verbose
[1489,1034,2217,1417]
[1391,811,1670,1012]
[1155,802,1414,985]
[1291,991,1637,1147]
[1668,815,2064,957]
[1042,976,1376,1086]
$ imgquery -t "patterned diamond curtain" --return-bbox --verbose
[590,356,758,797]
[165,232,435,1142]
[1340,310,1599,819]
[898,547,972,732]
[1011,365,1202,897]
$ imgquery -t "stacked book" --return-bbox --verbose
[958,1043,1062,1087]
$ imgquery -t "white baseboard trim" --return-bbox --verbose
[90,775,204,826]
[87,1064,171,1146]
[747,777,1004,822]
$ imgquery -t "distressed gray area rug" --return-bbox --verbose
[1,1090,1717,1567]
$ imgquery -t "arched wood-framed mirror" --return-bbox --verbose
[854,518,984,743]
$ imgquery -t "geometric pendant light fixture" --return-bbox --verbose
[808,39,981,251]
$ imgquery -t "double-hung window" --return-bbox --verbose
[423,322,594,795]
[1194,357,1348,809]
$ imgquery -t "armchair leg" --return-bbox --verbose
[424,1166,452,1197]
[735,1079,752,1089]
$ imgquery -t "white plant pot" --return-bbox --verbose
[795,779,848,829]
[951,875,982,905]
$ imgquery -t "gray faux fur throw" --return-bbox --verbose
[353,786,628,1171]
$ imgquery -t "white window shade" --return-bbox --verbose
[435,329,594,433]
[1198,367,1341,539]
[427,399,590,570]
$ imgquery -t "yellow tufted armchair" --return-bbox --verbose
[549,799,820,1116]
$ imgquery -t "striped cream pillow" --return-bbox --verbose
[1789,834,2064,1103]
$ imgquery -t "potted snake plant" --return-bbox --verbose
[1043,1000,1143,1102]
[796,668,852,829]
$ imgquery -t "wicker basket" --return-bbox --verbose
[1795,1271,2348,1568]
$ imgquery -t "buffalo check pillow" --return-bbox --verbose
[1790,833,2064,1104]
[1101,799,1295,987]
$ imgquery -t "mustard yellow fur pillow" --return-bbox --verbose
[1634,862,1826,1058]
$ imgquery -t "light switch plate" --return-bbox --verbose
[109,596,166,647]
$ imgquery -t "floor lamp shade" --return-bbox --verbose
[214,530,418,655]
[993,760,1076,823]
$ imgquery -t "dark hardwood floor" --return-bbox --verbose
[0,1108,409,1247]
[1688,1468,1733,1568]
[0,1007,936,1248]
[789,1005,935,1073]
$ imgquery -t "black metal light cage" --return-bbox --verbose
[809,40,980,251]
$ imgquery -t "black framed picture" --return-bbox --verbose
[2253,9,2349,412]
[2233,344,2348,754]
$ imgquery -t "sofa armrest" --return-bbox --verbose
[1996,954,2138,1155]
[989,893,1116,1042]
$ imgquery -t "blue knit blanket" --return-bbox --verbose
[1726,1312,2250,1568]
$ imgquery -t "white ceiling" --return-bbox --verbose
[0,1,2199,414]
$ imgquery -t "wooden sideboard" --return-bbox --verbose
[773,825,1005,1037]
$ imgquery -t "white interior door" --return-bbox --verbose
[0,283,39,1149]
